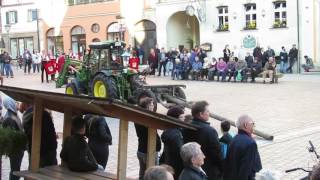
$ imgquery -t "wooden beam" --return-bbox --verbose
[146,128,157,168]
[31,98,43,172]
[62,108,72,141]
[117,120,128,180]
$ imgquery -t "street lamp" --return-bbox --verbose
[116,15,125,41]
[4,24,11,53]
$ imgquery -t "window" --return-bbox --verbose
[273,1,287,28]
[107,22,123,41]
[217,6,229,31]
[244,3,256,30]
[28,9,38,22]
[68,0,113,5]
[6,11,18,24]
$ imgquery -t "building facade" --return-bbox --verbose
[153,0,320,68]
[0,0,39,58]
[40,0,125,57]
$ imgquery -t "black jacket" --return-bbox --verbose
[250,61,262,72]
[160,128,184,179]
[60,134,98,172]
[22,107,57,157]
[179,166,208,180]
[289,48,298,59]
[2,110,20,131]
[86,116,112,146]
[134,123,161,153]
[224,130,262,180]
[183,118,223,180]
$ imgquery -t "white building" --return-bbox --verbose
[0,0,39,58]
[122,0,319,72]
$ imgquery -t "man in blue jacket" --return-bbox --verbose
[224,114,262,180]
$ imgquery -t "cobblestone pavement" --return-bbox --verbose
[1,68,320,179]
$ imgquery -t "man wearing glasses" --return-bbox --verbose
[224,114,262,180]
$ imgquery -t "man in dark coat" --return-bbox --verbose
[253,45,262,62]
[183,101,223,180]
[249,58,262,82]
[23,106,57,168]
[160,106,185,179]
[85,114,112,169]
[60,116,99,172]
[287,44,298,73]
[224,114,262,180]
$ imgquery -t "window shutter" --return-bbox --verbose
[14,11,18,23]
[6,12,9,24]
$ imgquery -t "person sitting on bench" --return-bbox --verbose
[262,57,276,84]
[60,116,103,172]
[249,57,262,83]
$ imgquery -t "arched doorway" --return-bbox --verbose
[107,22,125,41]
[71,25,86,58]
[134,20,157,64]
[46,28,63,55]
[167,11,199,50]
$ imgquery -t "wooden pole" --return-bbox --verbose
[62,108,72,142]
[117,120,128,180]
[162,94,274,140]
[146,128,157,168]
[31,98,43,172]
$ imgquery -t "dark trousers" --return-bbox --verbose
[24,61,32,74]
[217,71,226,81]
[227,71,235,81]
[158,61,167,76]
[250,69,262,81]
[181,70,189,80]
[41,64,49,83]
[287,58,296,73]
[201,69,208,79]
[40,150,57,167]
[208,70,216,80]
[89,143,109,169]
[9,150,24,180]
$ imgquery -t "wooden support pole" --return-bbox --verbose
[117,120,128,180]
[146,128,157,168]
[62,108,72,142]
[31,98,43,172]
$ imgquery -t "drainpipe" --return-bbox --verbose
[296,0,301,73]
[313,0,317,63]
[36,8,40,52]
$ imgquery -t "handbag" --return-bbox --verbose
[236,71,242,81]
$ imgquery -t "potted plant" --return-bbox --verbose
[0,127,27,179]
[245,21,256,30]
[273,19,281,28]
[217,24,229,31]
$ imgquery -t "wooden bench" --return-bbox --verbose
[14,165,135,180]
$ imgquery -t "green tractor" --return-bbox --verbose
[64,40,186,111]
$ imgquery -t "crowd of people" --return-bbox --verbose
[1,89,320,180]
[126,44,311,84]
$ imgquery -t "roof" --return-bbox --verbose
[89,41,126,49]
[0,86,196,130]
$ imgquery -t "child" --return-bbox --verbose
[219,120,233,159]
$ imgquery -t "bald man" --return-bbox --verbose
[224,115,262,180]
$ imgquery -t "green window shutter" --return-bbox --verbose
[14,11,18,23]
[6,12,9,24]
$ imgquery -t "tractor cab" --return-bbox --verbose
[86,41,126,73]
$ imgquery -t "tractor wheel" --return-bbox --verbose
[135,89,157,112]
[92,74,119,99]
[65,83,78,95]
